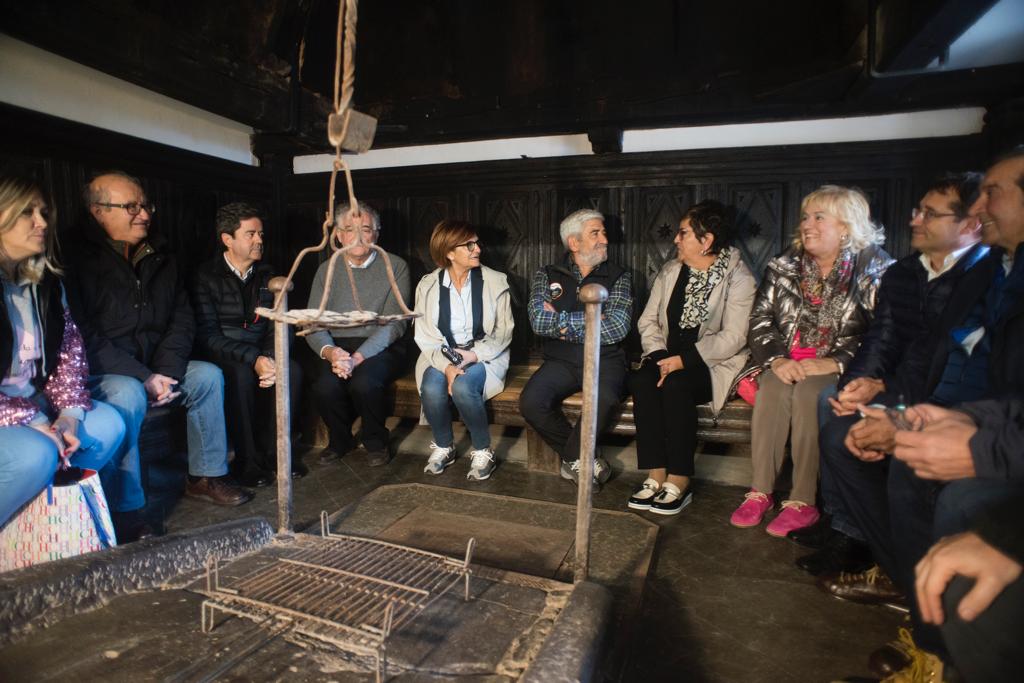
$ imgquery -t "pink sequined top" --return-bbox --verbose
[0,306,92,427]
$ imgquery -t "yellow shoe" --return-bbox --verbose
[880,628,945,683]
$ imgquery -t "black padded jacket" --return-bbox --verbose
[189,255,274,366]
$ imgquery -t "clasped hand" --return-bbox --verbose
[770,357,836,384]
[444,348,478,395]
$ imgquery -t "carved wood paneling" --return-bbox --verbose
[730,184,785,281]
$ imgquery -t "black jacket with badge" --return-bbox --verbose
[189,255,274,366]
[543,258,627,364]
[64,217,194,382]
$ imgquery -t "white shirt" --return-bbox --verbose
[223,253,253,282]
[348,250,377,269]
[919,244,974,282]
[442,269,474,346]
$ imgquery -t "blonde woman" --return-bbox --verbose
[730,185,892,536]
[0,175,125,530]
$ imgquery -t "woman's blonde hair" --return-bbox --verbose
[793,185,885,254]
[0,175,61,283]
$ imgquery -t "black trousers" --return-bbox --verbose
[519,354,627,463]
[312,343,406,453]
[218,357,302,473]
[628,359,711,476]
[942,573,1023,682]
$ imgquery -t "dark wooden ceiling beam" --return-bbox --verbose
[0,0,327,133]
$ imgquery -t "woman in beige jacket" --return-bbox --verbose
[414,219,513,482]
[628,201,756,515]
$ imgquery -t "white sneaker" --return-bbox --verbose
[424,442,456,475]
[466,448,496,481]
[593,456,612,484]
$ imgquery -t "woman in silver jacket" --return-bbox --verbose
[414,219,513,482]
[729,185,892,537]
[628,201,756,515]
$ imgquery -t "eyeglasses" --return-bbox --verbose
[454,239,480,251]
[911,207,957,222]
[93,201,156,216]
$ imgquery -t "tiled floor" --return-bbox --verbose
[152,420,902,682]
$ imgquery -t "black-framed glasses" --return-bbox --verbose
[93,201,156,216]
[911,207,957,221]
[454,239,480,251]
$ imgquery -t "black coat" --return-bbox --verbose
[64,221,194,382]
[840,243,989,405]
[189,255,274,366]
[959,396,1024,479]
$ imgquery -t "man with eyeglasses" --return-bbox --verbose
[188,202,306,488]
[520,208,633,490]
[65,172,251,542]
[304,201,410,467]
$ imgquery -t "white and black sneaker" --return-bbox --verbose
[560,458,606,491]
[424,442,456,475]
[649,482,693,516]
[466,448,496,481]
[627,478,662,510]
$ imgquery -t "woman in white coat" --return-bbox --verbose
[414,219,513,481]
[628,201,756,514]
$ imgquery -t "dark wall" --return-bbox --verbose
[285,135,986,360]
[1,103,989,362]
[0,104,275,276]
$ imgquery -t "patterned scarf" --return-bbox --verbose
[679,247,733,330]
[796,248,855,352]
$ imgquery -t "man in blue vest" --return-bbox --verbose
[520,209,633,490]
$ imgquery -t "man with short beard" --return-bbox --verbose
[520,209,633,490]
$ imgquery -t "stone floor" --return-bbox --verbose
[143,420,902,683]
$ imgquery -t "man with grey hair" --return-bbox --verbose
[520,208,633,489]
[306,202,410,466]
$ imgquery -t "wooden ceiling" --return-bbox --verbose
[2,0,1021,158]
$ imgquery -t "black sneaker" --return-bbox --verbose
[627,478,662,510]
[560,458,604,492]
[649,482,692,516]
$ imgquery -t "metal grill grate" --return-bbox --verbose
[199,512,475,682]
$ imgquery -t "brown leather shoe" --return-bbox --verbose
[818,564,906,608]
[185,476,253,506]
[870,628,945,681]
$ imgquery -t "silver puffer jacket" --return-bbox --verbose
[732,244,893,390]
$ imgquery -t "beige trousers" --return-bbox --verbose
[750,370,838,504]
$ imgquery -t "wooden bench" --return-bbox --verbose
[388,364,753,474]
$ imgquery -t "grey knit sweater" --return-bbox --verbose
[304,252,410,360]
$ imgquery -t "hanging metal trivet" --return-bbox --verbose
[256,0,418,334]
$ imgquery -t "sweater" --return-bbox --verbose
[304,251,410,360]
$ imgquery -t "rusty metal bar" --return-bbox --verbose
[574,283,608,583]
[269,276,294,537]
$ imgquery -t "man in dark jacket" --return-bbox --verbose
[520,209,633,490]
[65,172,251,537]
[189,202,304,487]
[832,149,1024,676]
[793,172,986,576]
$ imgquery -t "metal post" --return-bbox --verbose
[574,283,608,583]
[268,276,294,538]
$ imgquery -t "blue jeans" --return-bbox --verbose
[90,361,229,512]
[420,364,490,450]
[0,400,125,528]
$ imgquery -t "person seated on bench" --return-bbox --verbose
[189,202,305,488]
[730,185,891,536]
[414,219,513,480]
[520,209,633,491]
[0,175,125,530]
[305,202,410,467]
[64,171,252,536]
[628,200,755,515]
